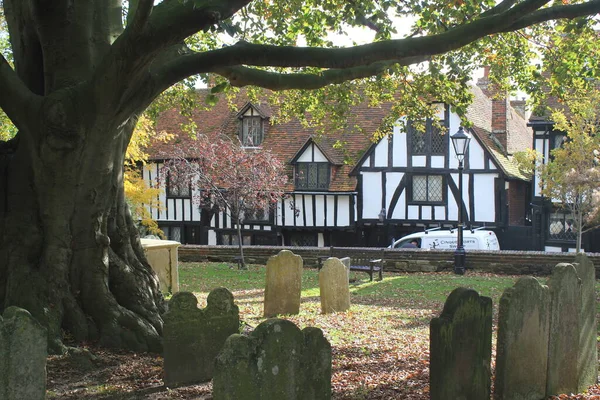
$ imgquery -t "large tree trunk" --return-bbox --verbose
[0,98,164,354]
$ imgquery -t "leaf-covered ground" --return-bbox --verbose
[47,262,600,399]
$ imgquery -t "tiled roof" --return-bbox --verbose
[148,86,530,191]
[148,89,392,192]
[467,84,532,155]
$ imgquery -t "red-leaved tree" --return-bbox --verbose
[160,134,288,268]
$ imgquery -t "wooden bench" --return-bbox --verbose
[317,247,385,282]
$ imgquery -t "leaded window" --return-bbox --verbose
[166,175,191,198]
[296,163,329,190]
[548,212,577,241]
[411,175,443,203]
[241,116,263,146]
[409,107,447,155]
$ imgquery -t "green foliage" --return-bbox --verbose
[536,91,600,251]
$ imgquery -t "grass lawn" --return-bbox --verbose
[46,262,600,399]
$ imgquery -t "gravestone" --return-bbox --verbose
[430,287,492,400]
[264,250,303,318]
[547,263,581,396]
[495,277,550,400]
[573,253,598,392]
[163,289,239,387]
[213,318,332,400]
[0,306,47,400]
[319,258,351,314]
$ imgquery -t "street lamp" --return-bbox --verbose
[451,126,471,275]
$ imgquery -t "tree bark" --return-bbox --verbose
[0,98,165,354]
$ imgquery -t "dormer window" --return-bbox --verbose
[241,116,263,147]
[237,103,266,147]
[296,162,330,190]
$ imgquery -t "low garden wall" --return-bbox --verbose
[179,245,600,277]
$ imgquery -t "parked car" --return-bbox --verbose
[390,227,500,251]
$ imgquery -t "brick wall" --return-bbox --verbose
[179,245,600,277]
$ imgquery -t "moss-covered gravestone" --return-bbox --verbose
[573,253,598,392]
[495,277,550,400]
[163,289,239,387]
[264,250,303,318]
[0,307,47,400]
[547,263,581,396]
[213,318,332,400]
[319,258,351,314]
[430,287,492,400]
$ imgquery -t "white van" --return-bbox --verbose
[390,228,500,251]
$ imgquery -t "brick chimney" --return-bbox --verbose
[477,66,508,151]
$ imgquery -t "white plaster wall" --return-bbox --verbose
[304,195,314,227]
[337,196,351,226]
[392,125,408,167]
[391,191,406,220]
[412,156,426,167]
[326,196,336,226]
[407,205,419,220]
[208,230,217,245]
[434,206,446,220]
[314,195,325,226]
[385,172,403,212]
[374,137,389,167]
[421,205,432,220]
[474,174,497,222]
[431,156,445,168]
[284,196,298,226]
[468,138,485,170]
[361,172,383,219]
[534,137,545,197]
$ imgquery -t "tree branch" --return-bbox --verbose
[212,61,426,90]
[0,53,42,133]
[500,0,600,32]
[151,0,600,93]
[127,0,154,35]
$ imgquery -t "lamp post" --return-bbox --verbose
[451,126,471,275]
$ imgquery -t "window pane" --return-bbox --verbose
[412,176,427,201]
[428,175,443,201]
[431,124,445,154]
[242,117,263,146]
[307,164,318,188]
[317,164,329,189]
[296,164,307,189]
[411,123,427,154]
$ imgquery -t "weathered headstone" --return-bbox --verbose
[263,250,303,318]
[547,263,581,396]
[0,306,47,400]
[573,253,598,392]
[213,318,332,400]
[162,289,239,387]
[430,287,492,400]
[319,258,351,314]
[495,277,550,400]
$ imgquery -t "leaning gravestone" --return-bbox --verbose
[213,318,332,400]
[495,277,550,400]
[547,263,581,397]
[319,258,351,314]
[264,250,303,318]
[0,306,47,400]
[573,253,598,392]
[163,289,239,387]
[430,287,492,400]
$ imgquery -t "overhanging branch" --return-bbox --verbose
[152,0,600,92]
[212,61,426,91]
